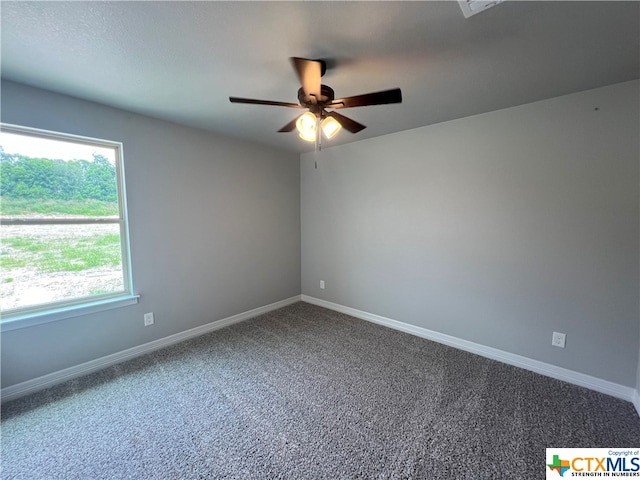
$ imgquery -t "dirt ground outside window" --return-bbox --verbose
[1,221,124,312]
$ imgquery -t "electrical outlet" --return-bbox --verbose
[552,331,566,348]
[144,312,154,326]
[320,280,325,289]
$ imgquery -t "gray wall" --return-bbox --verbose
[1,81,301,388]
[302,80,639,387]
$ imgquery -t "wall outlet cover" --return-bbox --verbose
[552,331,566,348]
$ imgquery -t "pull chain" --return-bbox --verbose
[314,115,321,168]
[315,116,322,153]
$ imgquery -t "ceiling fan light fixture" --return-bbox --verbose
[321,116,342,139]
[230,57,402,144]
[296,111,317,142]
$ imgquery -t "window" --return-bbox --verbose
[0,124,136,329]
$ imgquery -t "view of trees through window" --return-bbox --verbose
[0,127,129,314]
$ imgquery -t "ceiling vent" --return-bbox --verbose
[458,0,505,18]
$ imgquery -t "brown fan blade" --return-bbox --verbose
[278,114,303,133]
[327,88,402,109]
[327,111,366,134]
[291,57,322,103]
[229,97,303,108]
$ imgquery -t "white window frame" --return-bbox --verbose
[0,123,138,331]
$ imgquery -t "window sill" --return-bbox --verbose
[0,295,140,332]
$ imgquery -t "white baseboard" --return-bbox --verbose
[301,295,636,404]
[1,295,302,403]
[4,294,637,411]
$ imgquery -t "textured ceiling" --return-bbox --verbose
[1,1,638,153]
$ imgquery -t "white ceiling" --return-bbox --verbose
[1,1,638,154]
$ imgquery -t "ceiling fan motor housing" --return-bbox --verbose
[298,85,335,108]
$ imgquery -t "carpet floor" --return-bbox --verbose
[2,302,639,479]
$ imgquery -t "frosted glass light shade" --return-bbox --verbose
[296,112,317,142]
[321,116,342,139]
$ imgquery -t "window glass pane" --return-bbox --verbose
[1,223,124,310]
[0,126,131,315]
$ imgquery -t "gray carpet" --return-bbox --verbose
[2,302,639,479]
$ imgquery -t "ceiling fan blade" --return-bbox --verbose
[328,88,402,109]
[327,111,366,134]
[291,57,322,103]
[229,97,303,108]
[278,115,303,133]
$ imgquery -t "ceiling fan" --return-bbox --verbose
[229,57,402,146]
